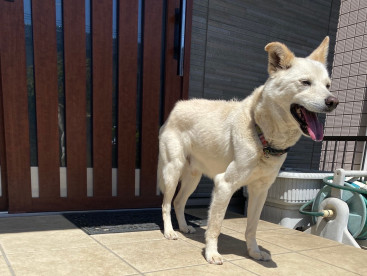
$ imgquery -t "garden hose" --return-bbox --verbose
[299,176,367,217]
[299,199,333,217]
[299,175,367,239]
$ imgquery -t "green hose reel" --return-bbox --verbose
[300,176,367,239]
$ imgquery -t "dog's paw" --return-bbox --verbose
[164,230,179,240]
[248,249,271,261]
[180,225,196,234]
[205,251,224,265]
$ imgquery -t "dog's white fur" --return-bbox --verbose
[158,37,336,264]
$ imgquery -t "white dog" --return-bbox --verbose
[158,37,338,264]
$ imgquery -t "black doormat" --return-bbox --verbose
[63,209,207,235]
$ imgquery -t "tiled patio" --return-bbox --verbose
[0,208,366,275]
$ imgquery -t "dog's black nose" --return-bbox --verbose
[325,96,339,110]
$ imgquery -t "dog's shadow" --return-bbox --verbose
[168,227,277,268]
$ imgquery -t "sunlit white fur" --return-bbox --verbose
[158,37,335,264]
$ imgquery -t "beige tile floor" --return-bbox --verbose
[0,208,366,275]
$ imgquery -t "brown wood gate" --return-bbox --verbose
[0,0,192,213]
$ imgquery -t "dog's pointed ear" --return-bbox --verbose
[307,36,329,66]
[264,42,295,75]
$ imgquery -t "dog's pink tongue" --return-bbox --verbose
[302,108,324,141]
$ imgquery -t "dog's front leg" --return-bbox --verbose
[205,172,233,265]
[245,183,272,261]
[205,159,253,265]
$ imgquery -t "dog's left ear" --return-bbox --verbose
[307,36,329,66]
[265,42,295,75]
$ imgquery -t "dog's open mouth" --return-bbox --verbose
[291,104,323,142]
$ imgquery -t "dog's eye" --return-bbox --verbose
[326,83,331,89]
[301,80,311,86]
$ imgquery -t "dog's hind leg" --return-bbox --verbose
[245,183,272,261]
[174,163,202,234]
[158,138,186,240]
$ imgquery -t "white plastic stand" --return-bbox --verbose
[305,169,367,248]
[305,197,360,247]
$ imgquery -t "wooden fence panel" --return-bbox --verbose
[0,55,8,211]
[164,0,182,121]
[92,0,113,197]
[0,0,32,212]
[164,0,193,116]
[63,0,87,199]
[0,0,192,212]
[140,0,163,198]
[32,0,61,199]
[182,0,193,100]
[117,0,139,199]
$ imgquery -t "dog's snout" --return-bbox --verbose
[325,96,339,110]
